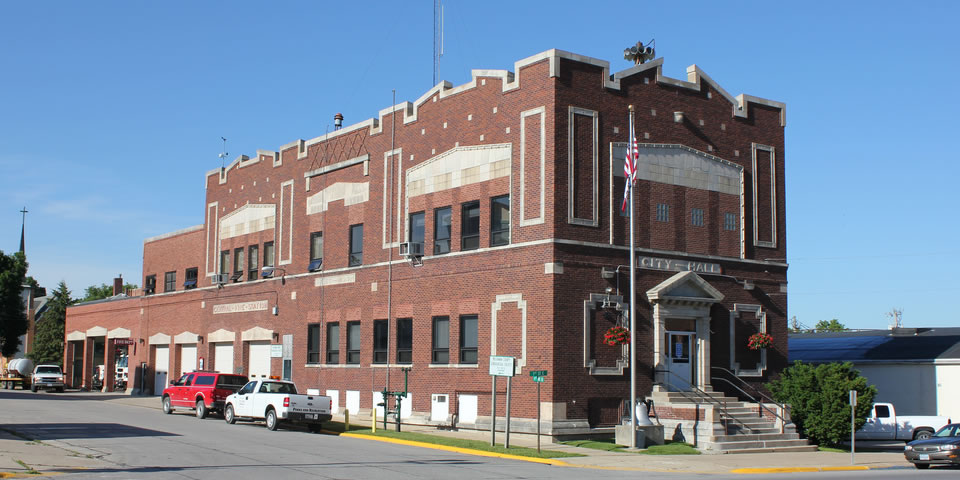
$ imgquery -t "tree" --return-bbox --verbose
[24,276,45,298]
[0,250,29,357]
[82,282,138,302]
[28,281,75,366]
[814,319,846,332]
[767,361,877,447]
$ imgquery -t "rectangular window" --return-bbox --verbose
[724,212,737,231]
[397,318,412,364]
[309,231,323,271]
[220,250,230,275]
[326,323,340,364]
[346,321,361,364]
[184,268,198,289]
[490,195,510,247]
[461,201,480,251]
[263,241,275,267]
[349,224,363,267]
[432,316,449,364]
[307,323,321,364]
[247,245,259,281]
[373,319,388,364]
[409,211,425,244]
[691,208,704,227]
[164,271,176,292]
[657,204,670,222]
[145,275,156,294]
[434,207,451,254]
[459,315,478,364]
[232,247,244,281]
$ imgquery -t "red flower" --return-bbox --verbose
[748,332,774,350]
[604,326,630,346]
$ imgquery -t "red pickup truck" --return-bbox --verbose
[161,371,248,419]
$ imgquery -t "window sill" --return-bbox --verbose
[371,363,414,368]
[306,364,362,369]
[428,364,478,368]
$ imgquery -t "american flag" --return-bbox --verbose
[620,114,638,212]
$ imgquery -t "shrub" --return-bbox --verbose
[766,361,876,447]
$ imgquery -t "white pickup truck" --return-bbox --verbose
[857,403,951,441]
[223,379,332,432]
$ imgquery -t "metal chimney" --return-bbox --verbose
[334,113,343,130]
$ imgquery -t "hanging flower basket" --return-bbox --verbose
[747,332,774,350]
[604,326,630,346]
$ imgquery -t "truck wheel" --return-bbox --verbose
[224,404,236,424]
[915,463,930,469]
[914,429,934,441]
[162,396,173,414]
[196,400,208,419]
[265,409,278,431]
[31,386,38,393]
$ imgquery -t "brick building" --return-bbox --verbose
[64,48,787,437]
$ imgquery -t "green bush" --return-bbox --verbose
[766,361,876,447]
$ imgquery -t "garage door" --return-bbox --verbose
[180,344,197,376]
[153,345,169,395]
[214,343,234,374]
[248,341,271,379]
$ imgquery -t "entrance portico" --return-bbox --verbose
[646,271,724,391]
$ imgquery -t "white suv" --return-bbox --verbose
[32,365,65,392]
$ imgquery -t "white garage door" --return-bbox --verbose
[153,345,169,395]
[248,341,271,379]
[180,344,197,376]
[214,343,234,374]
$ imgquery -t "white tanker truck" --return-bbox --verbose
[1,358,34,390]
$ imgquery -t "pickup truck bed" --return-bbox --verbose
[224,379,332,432]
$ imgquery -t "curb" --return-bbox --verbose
[339,432,572,467]
[731,466,871,474]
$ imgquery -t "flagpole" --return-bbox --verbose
[628,105,637,449]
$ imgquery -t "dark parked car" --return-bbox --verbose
[905,423,960,469]
[161,372,249,419]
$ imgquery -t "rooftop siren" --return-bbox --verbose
[334,112,343,130]
[624,39,655,65]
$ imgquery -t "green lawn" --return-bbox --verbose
[324,421,583,459]
[560,437,700,455]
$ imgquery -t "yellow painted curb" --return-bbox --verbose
[340,432,572,467]
[821,466,870,471]
[731,466,871,474]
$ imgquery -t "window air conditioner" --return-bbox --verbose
[214,273,230,285]
[399,242,424,257]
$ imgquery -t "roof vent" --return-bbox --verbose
[334,113,343,130]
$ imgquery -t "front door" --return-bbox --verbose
[665,332,695,390]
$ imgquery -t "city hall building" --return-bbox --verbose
[65,48,788,437]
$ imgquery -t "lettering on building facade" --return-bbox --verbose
[212,300,269,314]
[638,256,722,274]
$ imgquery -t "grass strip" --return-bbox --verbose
[14,460,40,475]
[560,437,700,455]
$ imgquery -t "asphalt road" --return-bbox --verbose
[2,389,957,479]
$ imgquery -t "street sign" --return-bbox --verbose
[488,356,515,377]
[270,344,283,358]
[529,370,547,377]
[532,376,545,383]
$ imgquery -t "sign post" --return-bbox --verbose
[530,370,547,452]
[850,389,857,465]
[489,356,515,447]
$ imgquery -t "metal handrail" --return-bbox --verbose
[654,368,757,435]
[711,366,791,433]
[710,377,788,433]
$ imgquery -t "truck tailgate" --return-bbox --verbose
[289,395,331,415]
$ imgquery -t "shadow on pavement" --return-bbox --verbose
[0,389,135,402]
[2,423,178,441]
[45,458,484,475]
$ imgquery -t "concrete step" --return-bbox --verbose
[712,445,820,454]
[705,438,814,451]
[711,432,800,443]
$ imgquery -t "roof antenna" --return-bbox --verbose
[218,137,229,170]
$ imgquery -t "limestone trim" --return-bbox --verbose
[206,202,219,278]
[66,331,85,341]
[520,106,546,226]
[144,224,204,244]
[219,204,276,240]
[206,329,235,344]
[382,148,403,249]
[107,328,131,339]
[730,304,767,377]
[305,182,370,215]
[241,326,274,342]
[490,294,527,375]
[304,154,369,179]
[149,333,171,345]
[751,143,777,249]
[85,326,107,337]
[583,293,628,375]
[174,332,199,344]
[278,180,294,266]
[568,106,599,227]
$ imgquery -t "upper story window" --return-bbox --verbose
[461,201,480,251]
[145,275,156,295]
[656,204,669,223]
[309,232,323,272]
[348,224,363,267]
[163,272,176,293]
[307,323,321,364]
[434,207,451,255]
[184,268,198,289]
[724,213,737,231]
[373,319,387,364]
[346,321,361,364]
[490,195,510,247]
[691,208,704,227]
[460,315,478,364]
[232,247,244,281]
[247,245,259,281]
[397,318,412,364]
[409,212,425,245]
[219,250,230,275]
[432,316,449,364]
[263,241,275,268]
[326,322,340,364]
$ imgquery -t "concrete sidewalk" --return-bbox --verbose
[0,392,912,476]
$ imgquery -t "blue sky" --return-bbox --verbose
[1,1,957,329]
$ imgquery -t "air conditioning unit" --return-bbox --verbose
[214,273,230,285]
[399,242,424,257]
